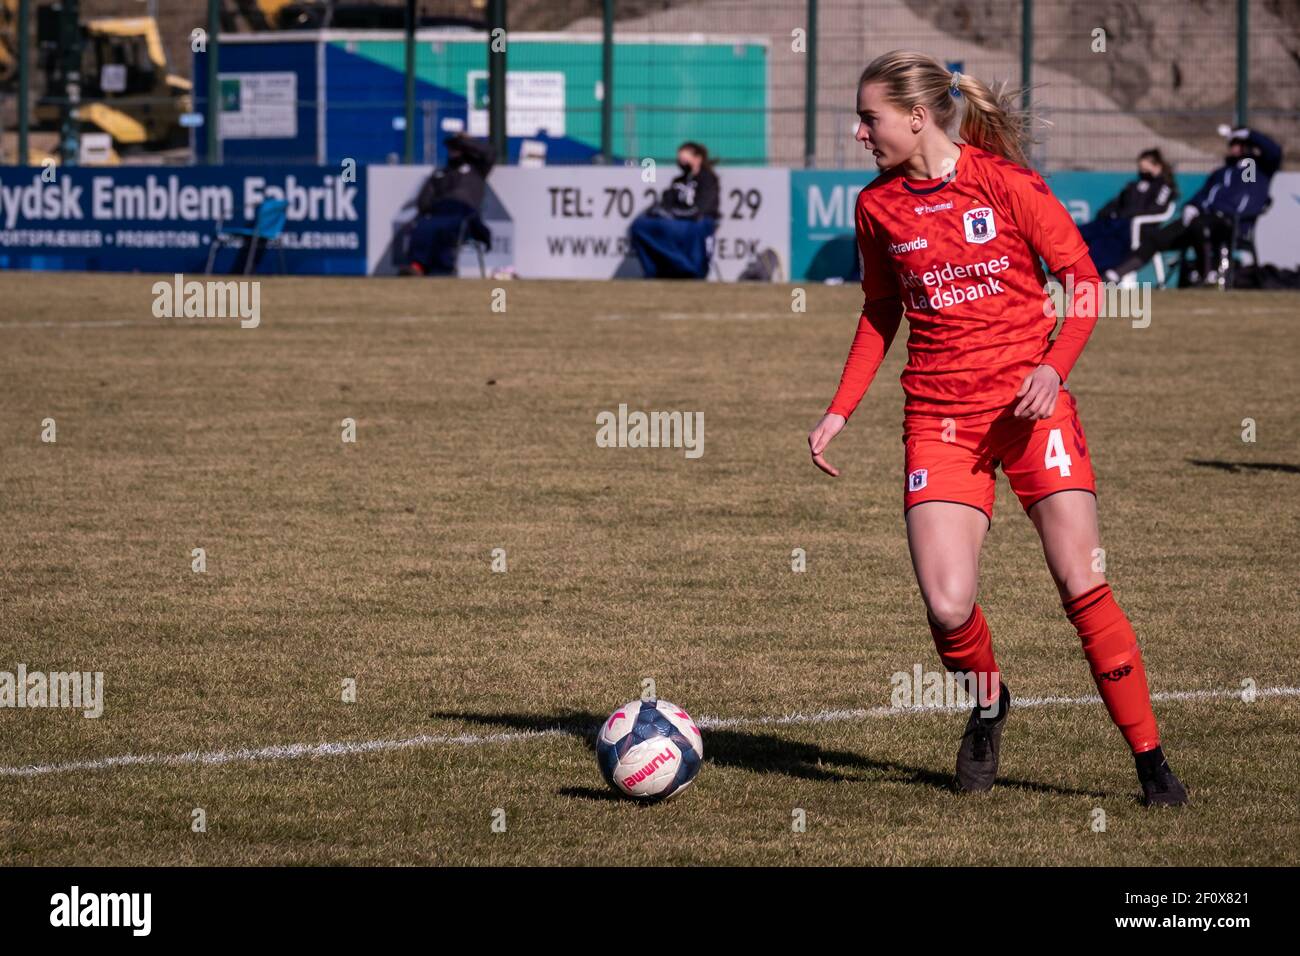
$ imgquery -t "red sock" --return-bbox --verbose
[1064,584,1160,753]
[929,604,1001,708]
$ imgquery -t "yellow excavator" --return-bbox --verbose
[2,1,191,161]
[44,13,192,155]
[0,0,19,86]
[226,0,300,31]
[3,1,463,163]
[225,1,466,31]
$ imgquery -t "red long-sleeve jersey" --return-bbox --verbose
[827,143,1101,423]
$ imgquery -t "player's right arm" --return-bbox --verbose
[809,200,903,477]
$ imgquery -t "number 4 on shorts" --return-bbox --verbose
[1044,428,1073,477]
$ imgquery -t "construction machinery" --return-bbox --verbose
[2,1,191,161]
[224,1,478,32]
[225,0,307,31]
[41,9,192,155]
[4,1,473,163]
[0,0,18,87]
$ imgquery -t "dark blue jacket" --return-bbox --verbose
[1189,129,1283,221]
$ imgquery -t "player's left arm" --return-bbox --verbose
[999,167,1102,420]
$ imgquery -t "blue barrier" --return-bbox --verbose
[0,165,366,275]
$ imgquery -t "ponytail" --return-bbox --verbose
[952,73,1032,168]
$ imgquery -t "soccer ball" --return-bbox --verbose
[597,699,704,800]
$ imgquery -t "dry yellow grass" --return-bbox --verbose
[0,273,1296,865]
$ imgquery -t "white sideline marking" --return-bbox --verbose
[2,685,1296,779]
[697,685,1300,729]
[598,312,796,321]
[0,315,435,331]
[1182,307,1290,316]
[0,729,568,778]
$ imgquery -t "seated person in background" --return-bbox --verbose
[1078,149,1177,274]
[401,133,495,276]
[1107,127,1282,285]
[629,142,721,279]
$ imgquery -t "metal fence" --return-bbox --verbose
[3,0,1297,172]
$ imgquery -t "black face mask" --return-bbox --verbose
[1138,170,1157,181]
[678,161,692,173]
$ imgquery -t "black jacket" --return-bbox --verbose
[417,136,496,215]
[1097,174,1177,220]
[659,166,720,221]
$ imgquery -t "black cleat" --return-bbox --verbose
[955,682,1011,793]
[1135,746,1188,807]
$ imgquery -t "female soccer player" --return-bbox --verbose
[808,51,1187,806]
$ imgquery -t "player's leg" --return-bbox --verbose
[903,424,1009,792]
[903,427,1000,704]
[905,500,985,624]
[905,499,993,693]
[906,501,1010,793]
[1027,487,1105,603]
[1026,490,1186,805]
[1028,488,1155,749]
[1006,392,1187,805]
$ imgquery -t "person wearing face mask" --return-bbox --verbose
[1097,150,1178,221]
[1107,128,1282,286]
[1078,149,1179,275]
[628,142,721,279]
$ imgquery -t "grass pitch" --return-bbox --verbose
[0,273,1297,866]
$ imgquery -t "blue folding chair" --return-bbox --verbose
[205,198,288,275]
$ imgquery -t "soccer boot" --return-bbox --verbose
[1135,745,1188,807]
[955,681,1011,793]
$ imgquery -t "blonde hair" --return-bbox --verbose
[858,50,1034,168]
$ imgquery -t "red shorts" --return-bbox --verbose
[902,388,1096,522]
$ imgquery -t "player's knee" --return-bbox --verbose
[925,588,976,633]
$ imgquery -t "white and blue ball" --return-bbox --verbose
[597,699,704,800]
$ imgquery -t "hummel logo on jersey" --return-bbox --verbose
[963,207,996,243]
[908,468,928,492]
[913,201,953,216]
[888,237,928,254]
